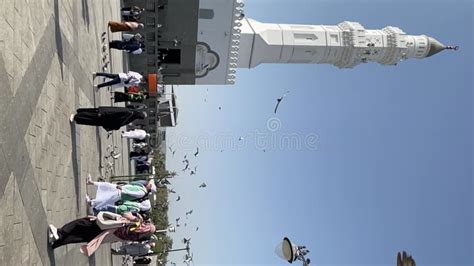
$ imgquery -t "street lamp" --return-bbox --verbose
[155,226,176,234]
[275,237,311,265]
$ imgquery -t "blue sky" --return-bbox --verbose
[164,0,473,265]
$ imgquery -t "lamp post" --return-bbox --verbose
[275,237,311,265]
[155,226,176,234]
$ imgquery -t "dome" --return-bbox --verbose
[426,37,446,57]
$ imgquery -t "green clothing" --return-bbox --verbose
[120,184,147,202]
[115,201,142,214]
[128,93,145,102]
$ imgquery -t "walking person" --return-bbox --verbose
[112,242,155,256]
[70,106,147,131]
[93,71,144,89]
[85,177,157,211]
[122,129,149,140]
[132,142,148,150]
[48,212,156,255]
[109,39,144,54]
[112,91,147,103]
[121,6,145,17]
[94,199,151,215]
[108,21,144,33]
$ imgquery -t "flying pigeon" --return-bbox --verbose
[176,217,180,223]
[183,237,191,244]
[195,227,199,231]
[274,90,290,114]
[190,166,197,175]
[168,188,176,194]
[199,182,207,188]
[238,136,244,141]
[176,196,181,201]
[186,209,193,216]
[194,147,199,157]
[182,164,189,171]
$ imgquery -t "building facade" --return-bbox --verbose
[124,0,456,86]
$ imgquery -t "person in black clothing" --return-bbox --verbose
[70,107,147,131]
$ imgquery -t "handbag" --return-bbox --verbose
[96,211,129,230]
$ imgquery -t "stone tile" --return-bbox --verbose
[13,222,23,240]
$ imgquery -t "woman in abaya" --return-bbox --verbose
[70,106,147,131]
[48,212,156,255]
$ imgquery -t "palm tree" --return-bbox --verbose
[397,251,416,266]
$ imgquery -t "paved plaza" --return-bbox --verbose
[0,0,130,265]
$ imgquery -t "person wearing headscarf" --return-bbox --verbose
[85,177,157,212]
[112,242,156,256]
[70,106,146,131]
[112,91,147,103]
[94,199,151,215]
[48,212,156,255]
[93,71,143,89]
[109,39,144,54]
[121,6,145,17]
[121,129,149,140]
[108,21,144,32]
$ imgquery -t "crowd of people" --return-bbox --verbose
[49,6,161,264]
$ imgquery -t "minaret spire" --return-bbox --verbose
[237,18,455,69]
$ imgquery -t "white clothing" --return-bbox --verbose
[122,33,134,41]
[122,129,147,140]
[131,48,142,55]
[118,71,142,86]
[132,142,148,149]
[91,182,120,210]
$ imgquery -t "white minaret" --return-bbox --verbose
[237,18,458,69]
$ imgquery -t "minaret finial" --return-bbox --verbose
[446,45,459,51]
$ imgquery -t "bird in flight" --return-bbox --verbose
[199,182,207,188]
[168,188,176,194]
[195,227,199,231]
[176,196,181,201]
[190,166,197,175]
[238,136,244,141]
[274,90,290,114]
[186,209,193,216]
[176,217,180,223]
[182,164,189,171]
[194,147,199,157]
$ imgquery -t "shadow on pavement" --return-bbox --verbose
[46,231,56,266]
[88,253,96,266]
[53,0,64,80]
[70,122,81,212]
[81,0,91,30]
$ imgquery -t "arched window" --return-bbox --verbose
[199,9,214,19]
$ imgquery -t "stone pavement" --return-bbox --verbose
[0,0,130,265]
